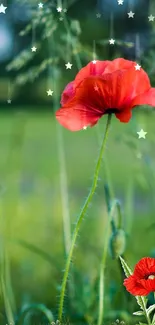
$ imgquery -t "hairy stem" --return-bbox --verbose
[97,220,110,325]
[142,298,151,325]
[58,114,112,320]
[97,199,121,325]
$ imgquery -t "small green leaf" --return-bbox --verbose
[70,20,81,35]
[135,296,148,311]
[152,312,155,324]
[147,304,155,315]
[133,311,144,316]
[119,256,132,277]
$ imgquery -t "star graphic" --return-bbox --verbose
[0,4,7,13]
[94,85,99,91]
[137,152,142,159]
[63,8,67,13]
[109,38,115,45]
[65,62,72,69]
[57,7,62,12]
[7,99,11,104]
[31,46,37,52]
[83,126,87,130]
[92,60,97,64]
[148,14,155,22]
[137,129,147,139]
[59,17,63,21]
[47,89,54,96]
[38,3,43,8]
[135,63,141,70]
[96,13,101,18]
[127,11,135,18]
[118,0,124,5]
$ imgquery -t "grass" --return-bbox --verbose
[0,108,155,324]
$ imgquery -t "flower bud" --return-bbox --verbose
[109,229,126,259]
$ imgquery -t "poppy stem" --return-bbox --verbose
[58,114,112,321]
[97,200,119,325]
[141,297,151,325]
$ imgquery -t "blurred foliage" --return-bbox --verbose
[1,0,155,324]
[1,0,155,107]
[6,0,155,109]
[6,2,88,86]
[6,0,137,90]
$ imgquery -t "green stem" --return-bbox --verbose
[58,114,112,321]
[142,297,151,325]
[97,218,110,325]
[116,200,122,229]
[97,200,120,325]
[139,296,152,325]
[96,126,115,203]
[145,311,151,325]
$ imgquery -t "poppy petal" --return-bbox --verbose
[57,59,153,130]
[61,81,75,105]
[74,68,150,112]
[103,58,134,74]
[131,88,155,108]
[124,276,151,296]
[115,110,132,123]
[140,278,155,294]
[55,104,102,131]
[104,60,150,103]
[134,257,155,278]
[74,69,143,111]
[73,71,133,111]
[57,68,148,131]
[56,70,136,131]
[74,60,110,87]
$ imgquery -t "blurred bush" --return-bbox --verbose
[0,0,155,107]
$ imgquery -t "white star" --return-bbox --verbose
[96,13,101,18]
[127,11,135,18]
[94,85,99,91]
[83,126,87,130]
[135,63,141,70]
[57,7,62,12]
[7,99,11,104]
[109,38,115,45]
[148,14,155,22]
[47,89,54,96]
[31,46,37,52]
[137,152,142,159]
[63,8,67,13]
[0,4,7,13]
[59,17,63,21]
[118,0,124,5]
[137,129,147,139]
[65,62,72,69]
[92,60,97,64]
[38,3,43,8]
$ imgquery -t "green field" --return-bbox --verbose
[0,109,155,324]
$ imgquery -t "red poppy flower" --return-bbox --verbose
[124,257,155,296]
[56,58,155,131]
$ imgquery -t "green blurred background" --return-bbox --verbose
[1,0,155,324]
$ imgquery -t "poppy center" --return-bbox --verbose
[105,108,118,114]
[148,274,155,280]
